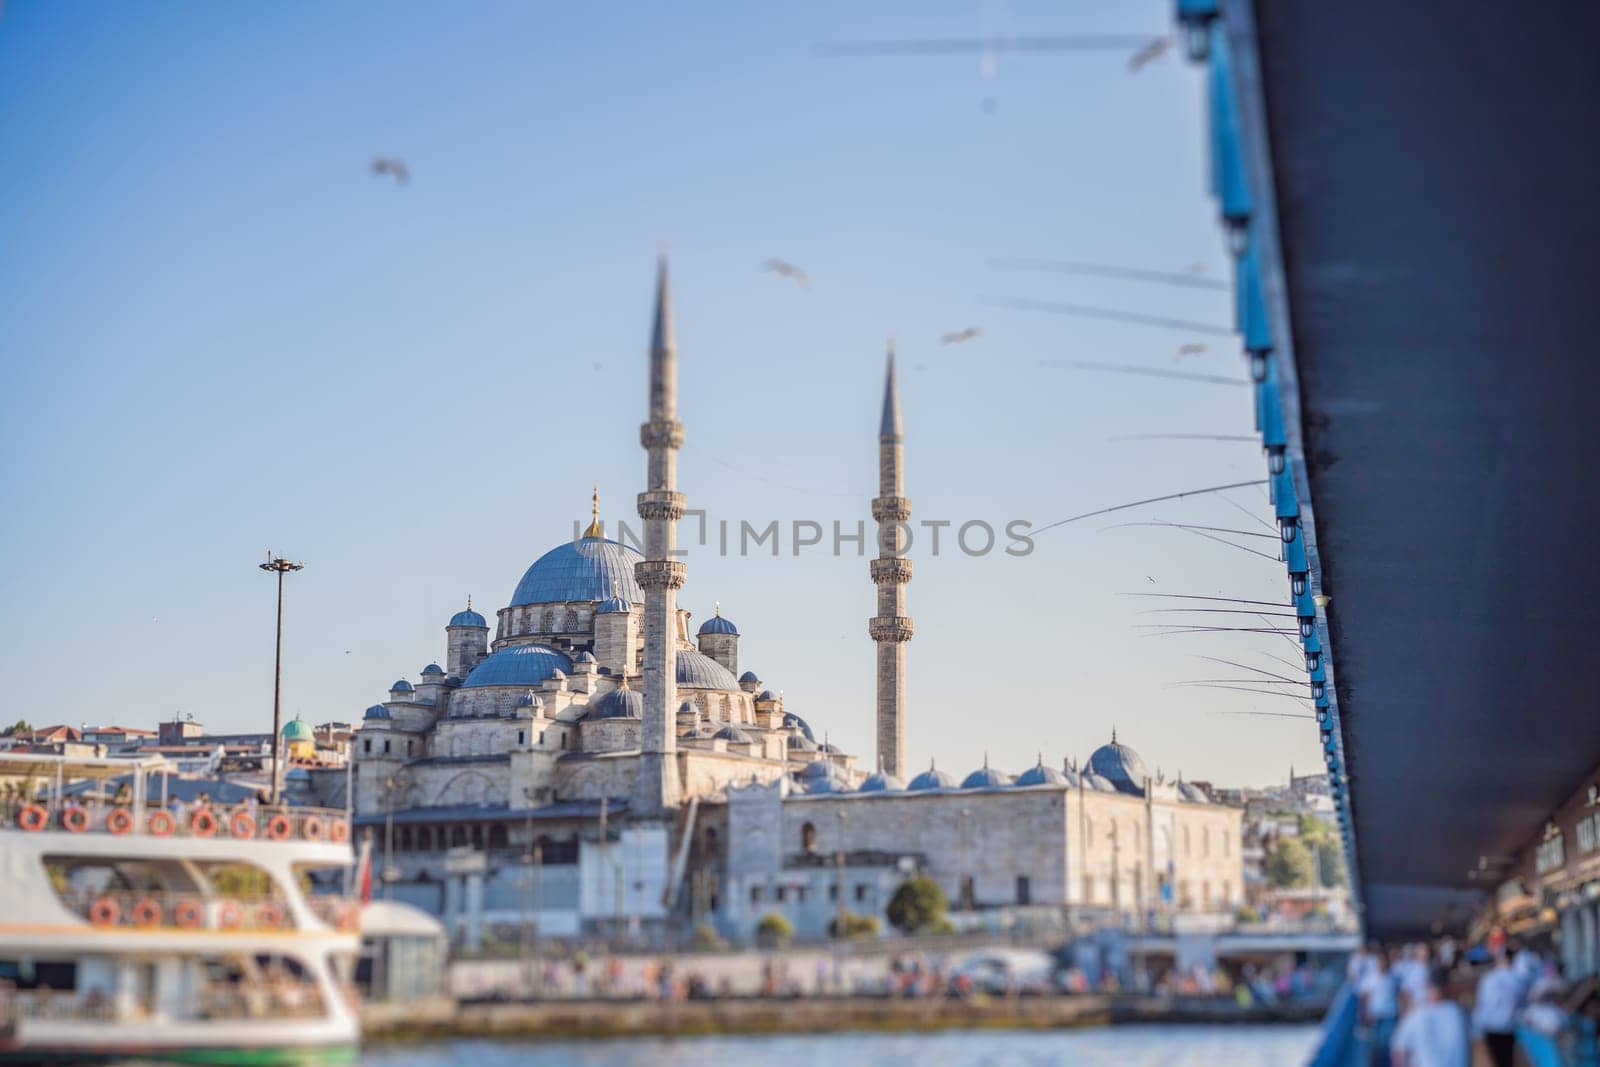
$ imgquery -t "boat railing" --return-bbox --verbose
[56,887,361,933]
[5,984,326,1023]
[4,797,350,845]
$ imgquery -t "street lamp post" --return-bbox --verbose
[258,551,304,806]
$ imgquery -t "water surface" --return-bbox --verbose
[363,1025,1318,1066]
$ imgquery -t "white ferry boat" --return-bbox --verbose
[0,752,361,1064]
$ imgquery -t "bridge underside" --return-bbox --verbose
[1251,2,1600,937]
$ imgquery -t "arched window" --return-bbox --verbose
[542,609,556,632]
[1183,826,1192,856]
[563,607,579,632]
[1132,822,1140,849]
[1203,828,1211,857]
[1202,880,1211,909]
[1224,833,1232,858]
[801,822,817,853]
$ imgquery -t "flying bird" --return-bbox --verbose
[761,259,810,290]
[1176,342,1207,360]
[1128,38,1170,72]
[940,327,982,345]
[370,157,410,184]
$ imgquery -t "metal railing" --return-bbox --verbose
[4,799,350,844]
[5,985,327,1023]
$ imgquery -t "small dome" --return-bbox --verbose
[583,687,643,720]
[460,645,574,689]
[738,671,760,684]
[515,692,545,715]
[576,651,597,664]
[908,764,956,792]
[1015,761,1068,788]
[597,594,632,614]
[782,712,815,742]
[363,704,391,721]
[449,608,487,628]
[550,669,566,680]
[961,764,1013,790]
[787,734,818,752]
[806,774,854,795]
[713,726,752,744]
[281,717,314,742]
[698,613,738,636]
[757,689,778,702]
[859,769,905,793]
[819,741,843,755]
[1087,736,1152,796]
[421,663,444,676]
[1082,769,1117,792]
[798,758,852,794]
[390,679,414,692]
[1179,782,1210,804]
[676,650,741,690]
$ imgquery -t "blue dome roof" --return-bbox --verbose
[738,671,760,684]
[449,608,487,628]
[1178,782,1210,804]
[782,712,815,742]
[1088,738,1151,796]
[806,775,854,795]
[961,765,1013,790]
[698,613,738,636]
[363,704,390,720]
[1082,769,1117,792]
[798,758,852,794]
[757,689,778,702]
[460,644,574,689]
[859,770,904,793]
[576,651,596,663]
[583,686,642,720]
[676,649,741,690]
[511,538,644,608]
[1015,762,1069,787]
[421,663,444,676]
[597,594,632,614]
[390,679,414,692]
[908,765,955,791]
[714,726,753,744]
[787,733,817,752]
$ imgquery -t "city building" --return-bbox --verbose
[349,260,1242,943]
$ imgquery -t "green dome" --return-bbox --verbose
[281,717,315,742]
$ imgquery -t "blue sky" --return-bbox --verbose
[0,1,1318,786]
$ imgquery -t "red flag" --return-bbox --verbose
[353,837,373,904]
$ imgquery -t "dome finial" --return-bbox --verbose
[618,673,630,691]
[1111,725,1118,744]
[583,484,604,539]
[466,594,472,610]
[714,601,721,616]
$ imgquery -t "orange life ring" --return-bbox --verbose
[329,819,349,844]
[191,810,218,838]
[255,902,284,929]
[218,900,243,929]
[131,898,161,927]
[61,806,89,833]
[106,808,134,835]
[88,898,120,926]
[301,816,324,842]
[148,810,176,836]
[229,811,256,840]
[174,899,203,929]
[265,814,292,841]
[17,804,47,832]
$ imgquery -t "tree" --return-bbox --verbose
[1265,837,1314,888]
[1316,843,1348,888]
[754,912,793,947]
[887,875,948,935]
[828,911,880,940]
[2,719,32,737]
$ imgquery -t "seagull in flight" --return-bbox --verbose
[761,259,810,290]
[1128,38,1170,72]
[940,327,982,345]
[370,157,410,184]
[1176,342,1207,360]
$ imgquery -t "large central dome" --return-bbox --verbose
[510,537,644,608]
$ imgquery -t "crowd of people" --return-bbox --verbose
[1349,933,1569,1067]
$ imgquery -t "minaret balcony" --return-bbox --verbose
[640,420,685,450]
[869,557,914,584]
[635,559,688,590]
[868,616,915,642]
[636,490,686,521]
[871,496,912,522]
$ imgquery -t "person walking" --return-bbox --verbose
[1359,949,1400,1067]
[1391,966,1470,1067]
[1471,951,1523,1067]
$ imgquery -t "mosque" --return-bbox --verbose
[351,258,1242,942]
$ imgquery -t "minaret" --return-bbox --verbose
[630,254,686,816]
[868,344,913,778]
